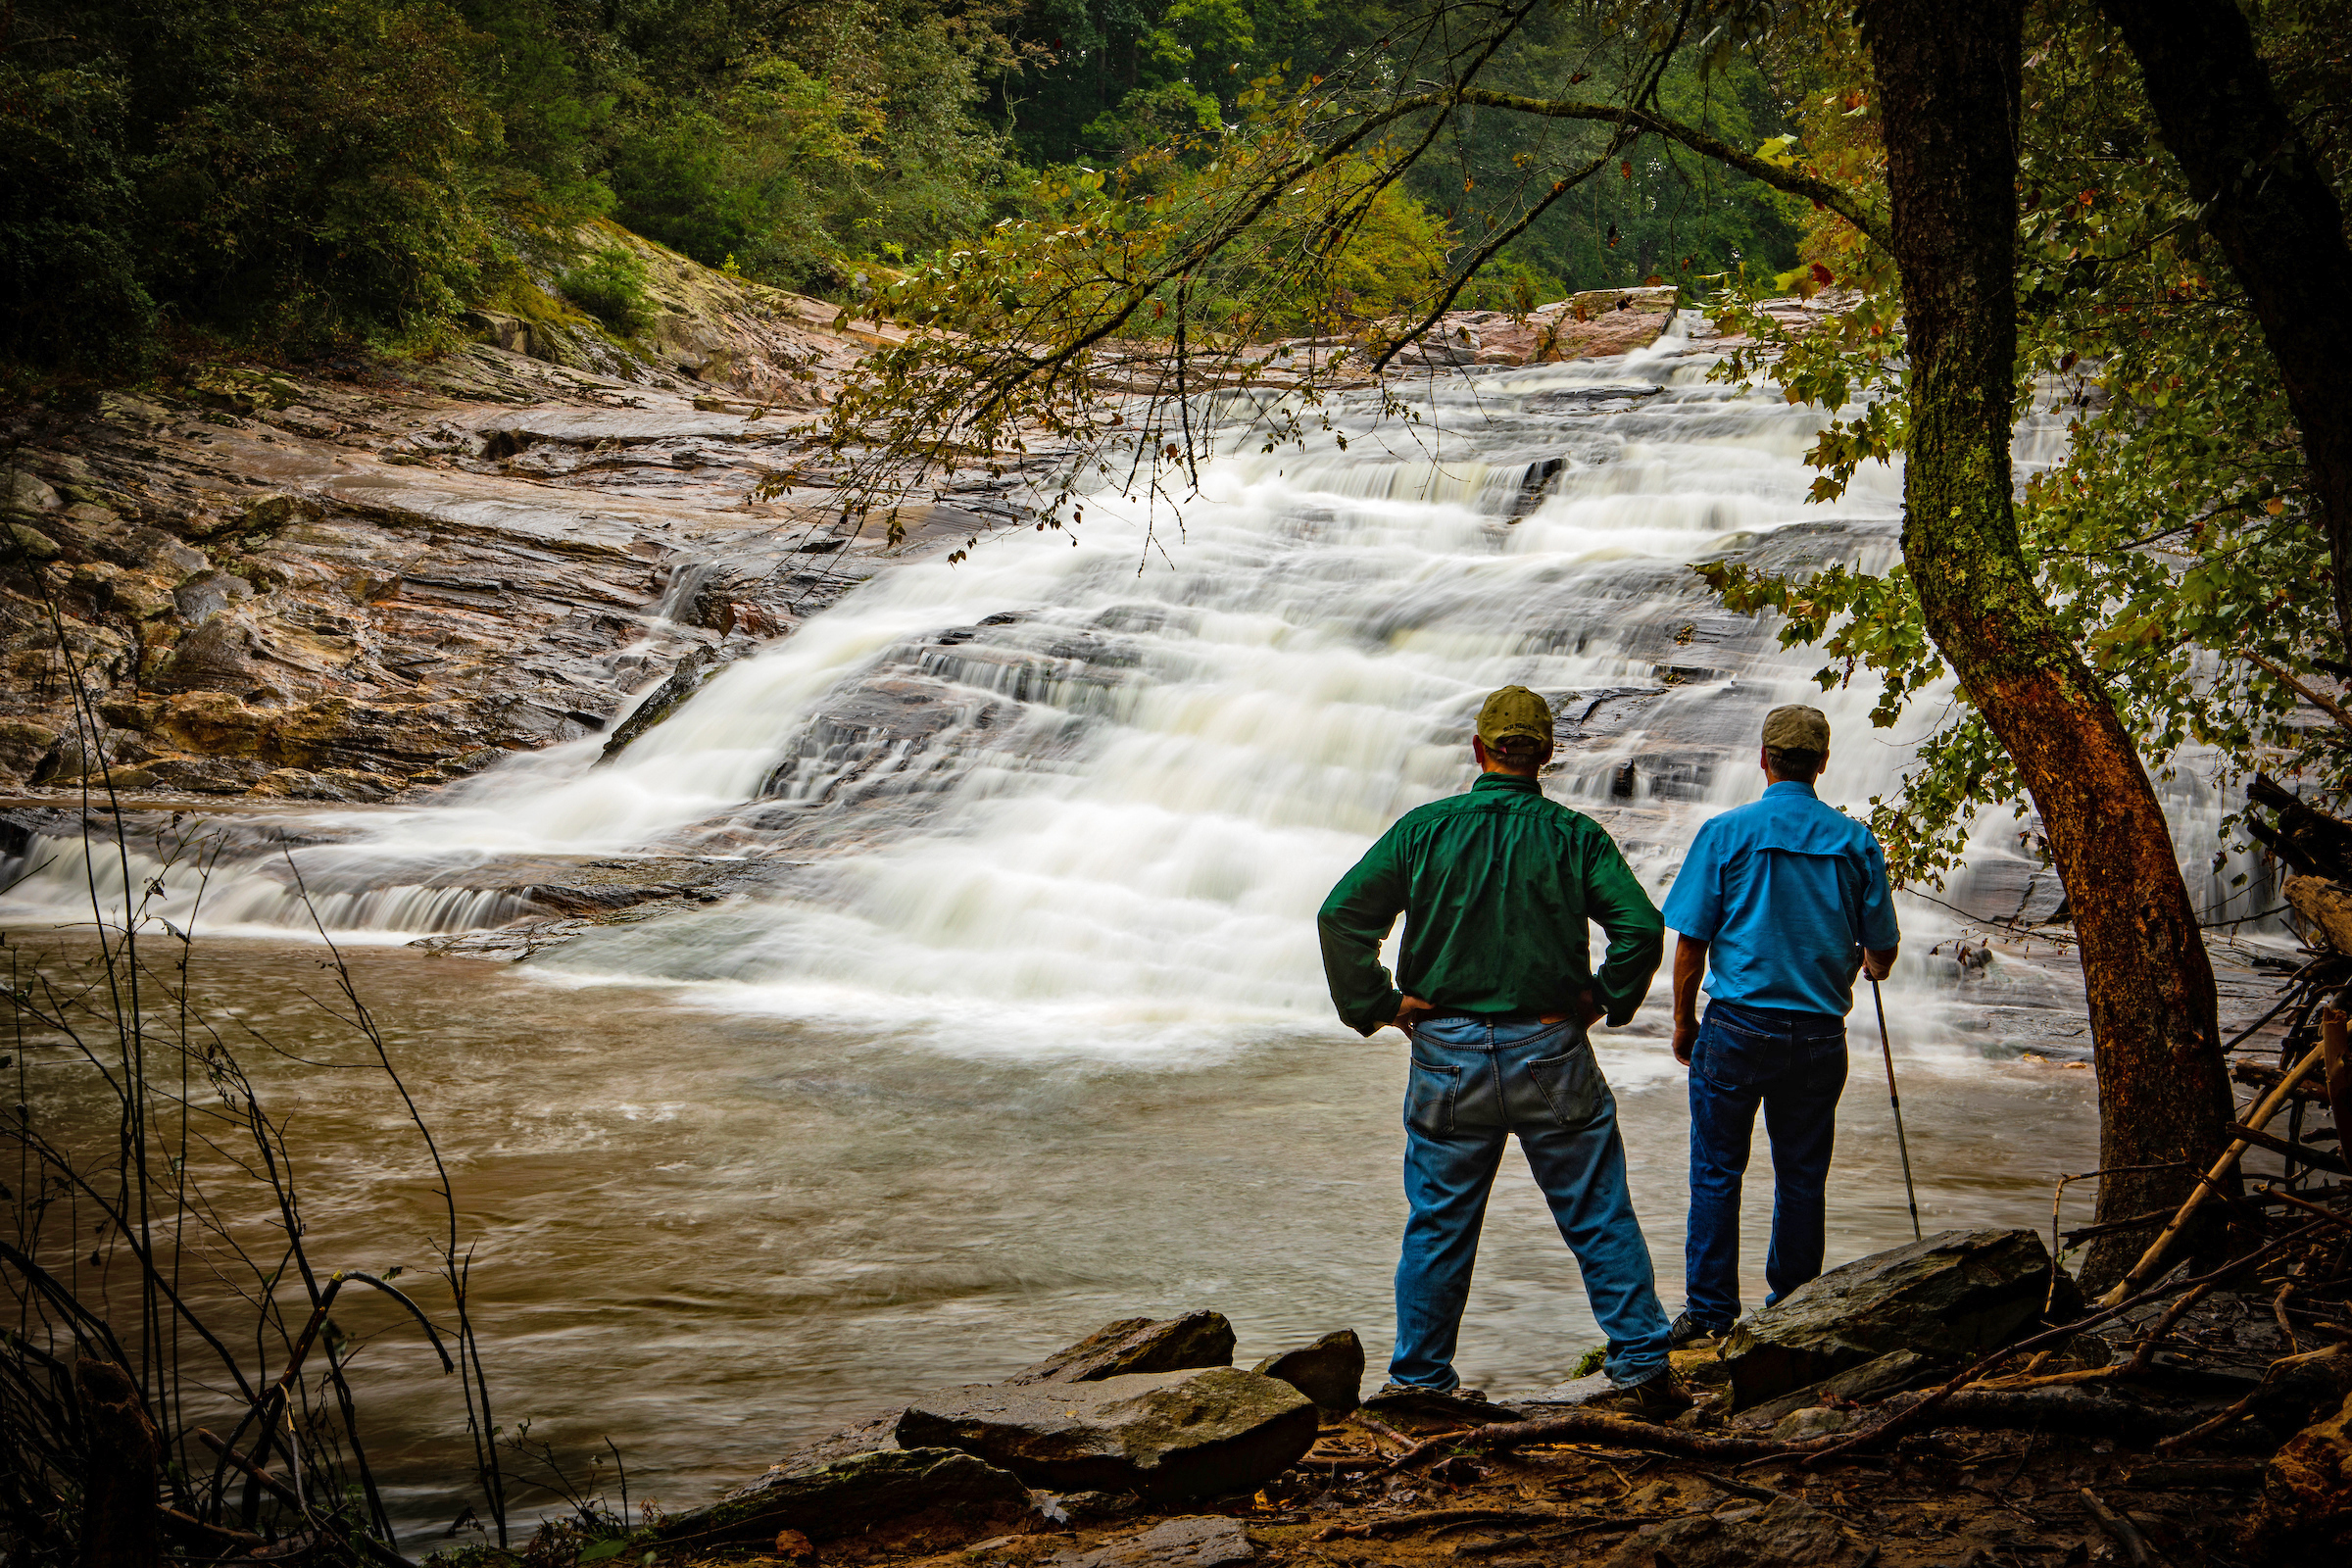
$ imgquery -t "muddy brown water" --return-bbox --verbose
[8,927,2100,1537]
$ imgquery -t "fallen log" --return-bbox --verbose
[1928,1387,2200,1438]
[2123,1458,2266,1488]
[1414,1378,2212,1470]
[2287,874,2352,956]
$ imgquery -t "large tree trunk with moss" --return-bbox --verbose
[1861,0,2233,1287]
[2097,0,2352,658]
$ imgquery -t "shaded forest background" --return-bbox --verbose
[1,0,1802,377]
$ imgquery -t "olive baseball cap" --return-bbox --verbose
[1762,704,1832,753]
[1477,685,1553,750]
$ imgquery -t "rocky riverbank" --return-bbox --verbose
[0,234,1733,815]
[507,1227,2348,1568]
[0,222,959,805]
[0,230,1766,936]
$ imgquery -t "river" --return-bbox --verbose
[7,316,2237,1535]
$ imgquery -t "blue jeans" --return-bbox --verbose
[1391,1015,1672,1391]
[1684,999,1849,1330]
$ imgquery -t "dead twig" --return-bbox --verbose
[2152,1344,2348,1453]
[1295,1446,1387,1473]
[1313,1508,1563,1542]
[2080,1488,2157,1568]
[1447,1532,1536,1557]
[1690,1469,1782,1502]
[1352,1409,1426,1452]
[197,1428,416,1568]
[2258,1184,2352,1236]
[2125,1282,2216,1376]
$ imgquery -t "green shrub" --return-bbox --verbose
[0,65,157,376]
[556,246,653,334]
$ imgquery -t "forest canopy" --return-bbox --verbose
[0,0,1803,374]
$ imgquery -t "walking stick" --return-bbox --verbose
[1871,977,1923,1240]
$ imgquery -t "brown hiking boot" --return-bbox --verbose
[1584,1369,1694,1422]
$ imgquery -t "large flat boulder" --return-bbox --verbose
[1009,1311,1237,1385]
[1722,1228,2076,1410]
[656,1446,1029,1546]
[895,1365,1318,1497]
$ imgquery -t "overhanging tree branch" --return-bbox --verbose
[1387,87,1894,250]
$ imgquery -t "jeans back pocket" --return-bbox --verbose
[1695,1017,1787,1090]
[1525,1041,1605,1131]
[1404,1054,1460,1136]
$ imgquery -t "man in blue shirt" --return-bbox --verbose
[1659,705,1900,1346]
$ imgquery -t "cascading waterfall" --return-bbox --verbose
[0,320,2258,1056]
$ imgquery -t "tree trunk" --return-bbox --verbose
[2096,0,2352,658]
[1860,0,2233,1288]
[74,1356,159,1568]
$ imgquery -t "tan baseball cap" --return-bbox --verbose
[1762,704,1832,752]
[1477,686,1553,750]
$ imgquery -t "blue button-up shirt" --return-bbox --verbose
[1661,781,1901,1018]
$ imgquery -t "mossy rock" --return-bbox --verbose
[0,719,61,782]
[6,523,61,562]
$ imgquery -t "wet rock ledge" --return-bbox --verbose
[0,222,1041,808]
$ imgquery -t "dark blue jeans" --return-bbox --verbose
[1684,999,1848,1330]
[1391,1015,1672,1391]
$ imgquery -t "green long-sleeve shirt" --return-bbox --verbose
[1316,771,1665,1036]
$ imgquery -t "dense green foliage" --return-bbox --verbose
[2,0,1800,376]
[990,2,1802,298]
[0,0,1022,369]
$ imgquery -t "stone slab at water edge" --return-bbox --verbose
[1721,1226,2081,1410]
[895,1365,1320,1497]
[654,1446,1030,1547]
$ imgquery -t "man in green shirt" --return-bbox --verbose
[1318,686,1688,1416]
